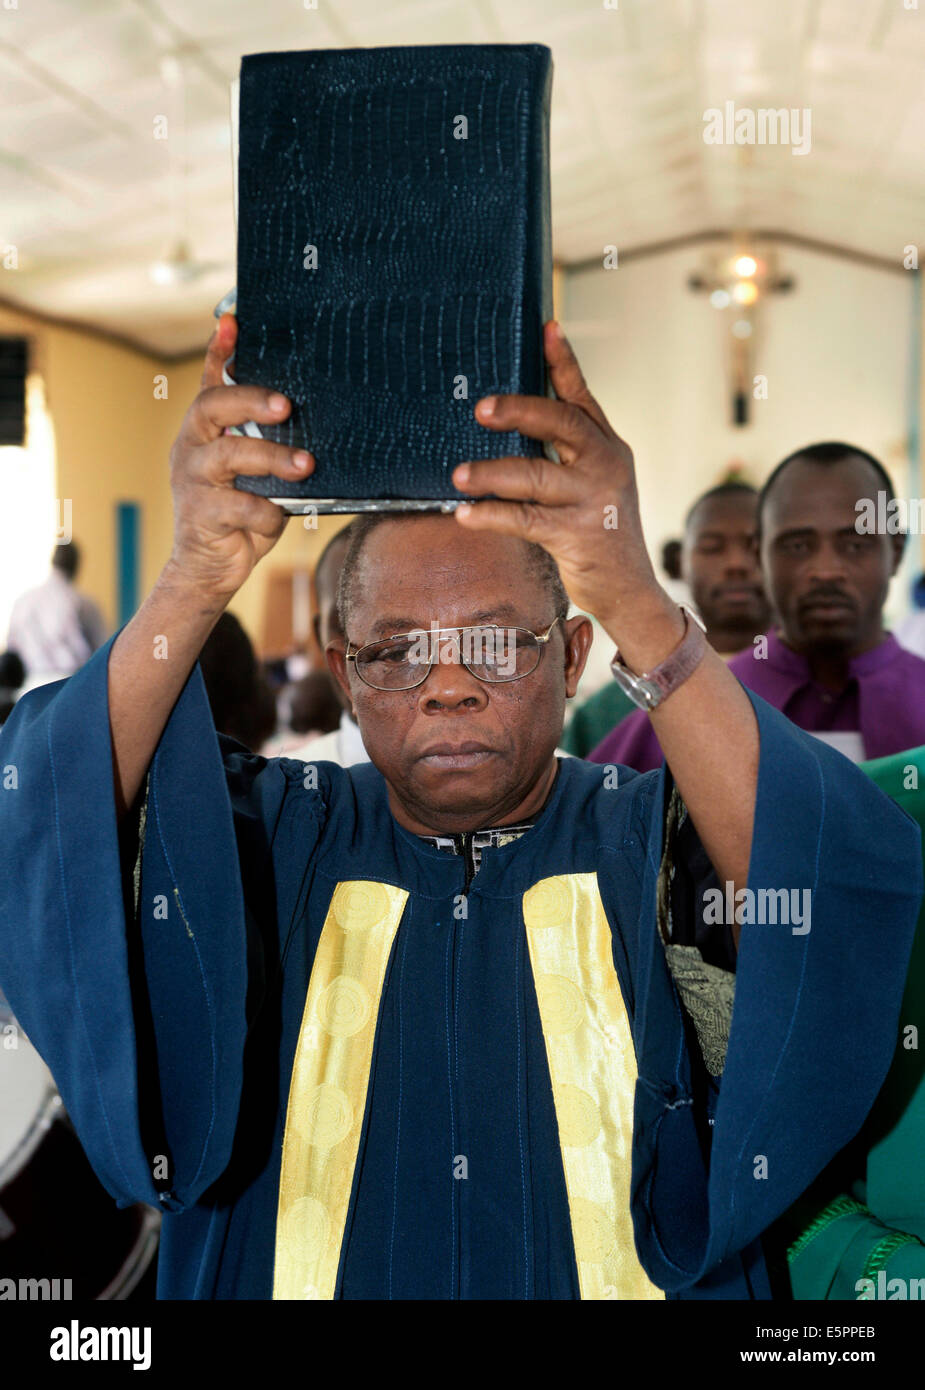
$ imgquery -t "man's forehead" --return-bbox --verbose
[358,519,539,588]
[355,586,542,637]
[362,514,521,561]
[765,458,878,531]
[350,520,549,634]
[688,492,758,537]
[363,602,532,639]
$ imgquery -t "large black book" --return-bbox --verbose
[232,44,553,513]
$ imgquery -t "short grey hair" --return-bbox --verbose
[336,512,570,638]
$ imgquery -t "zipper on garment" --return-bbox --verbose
[461,832,478,893]
[448,839,472,1298]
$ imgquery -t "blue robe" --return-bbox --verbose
[0,636,920,1299]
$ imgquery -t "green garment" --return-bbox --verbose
[561,682,636,758]
[783,744,925,1299]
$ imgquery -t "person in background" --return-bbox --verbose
[659,536,691,608]
[738,442,925,761]
[662,537,682,581]
[198,611,277,752]
[562,535,686,757]
[6,540,107,683]
[0,650,25,725]
[593,445,925,770]
[289,670,343,738]
[684,483,772,657]
[287,523,370,766]
[896,571,925,661]
[578,482,770,763]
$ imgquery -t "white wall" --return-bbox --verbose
[563,241,918,628]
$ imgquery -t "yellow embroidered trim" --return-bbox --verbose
[273,880,408,1300]
[523,873,664,1300]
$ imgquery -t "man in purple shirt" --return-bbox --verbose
[592,441,925,771]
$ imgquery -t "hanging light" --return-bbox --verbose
[160,54,182,88]
[733,280,759,305]
[149,239,207,286]
[688,245,795,313]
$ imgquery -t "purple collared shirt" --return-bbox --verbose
[589,629,925,772]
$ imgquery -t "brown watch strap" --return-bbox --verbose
[648,607,707,703]
[611,606,707,709]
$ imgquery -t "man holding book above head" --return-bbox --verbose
[0,316,920,1301]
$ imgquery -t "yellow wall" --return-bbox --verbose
[0,306,339,655]
[0,303,180,624]
[3,264,568,650]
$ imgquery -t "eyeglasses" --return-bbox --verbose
[345,617,564,691]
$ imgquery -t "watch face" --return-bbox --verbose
[610,663,662,710]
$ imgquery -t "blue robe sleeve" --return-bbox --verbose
[628,690,924,1293]
[0,634,322,1214]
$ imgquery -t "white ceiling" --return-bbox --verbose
[1,0,924,356]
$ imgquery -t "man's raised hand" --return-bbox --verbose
[166,313,315,604]
[452,320,661,632]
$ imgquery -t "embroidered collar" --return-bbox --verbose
[417,822,535,889]
[413,764,561,889]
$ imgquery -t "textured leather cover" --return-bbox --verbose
[233,44,553,510]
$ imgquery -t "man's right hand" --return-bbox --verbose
[165,312,315,604]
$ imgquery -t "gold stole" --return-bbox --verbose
[523,874,663,1300]
[273,873,662,1300]
[273,880,408,1300]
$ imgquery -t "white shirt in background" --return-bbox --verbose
[287,709,370,767]
[808,730,866,764]
[896,610,925,663]
[6,570,107,679]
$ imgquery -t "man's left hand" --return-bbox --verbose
[452,320,666,633]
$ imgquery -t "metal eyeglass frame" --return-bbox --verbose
[345,616,565,691]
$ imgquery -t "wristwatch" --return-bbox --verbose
[609,606,707,711]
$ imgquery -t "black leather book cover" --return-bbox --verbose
[233,44,553,512]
